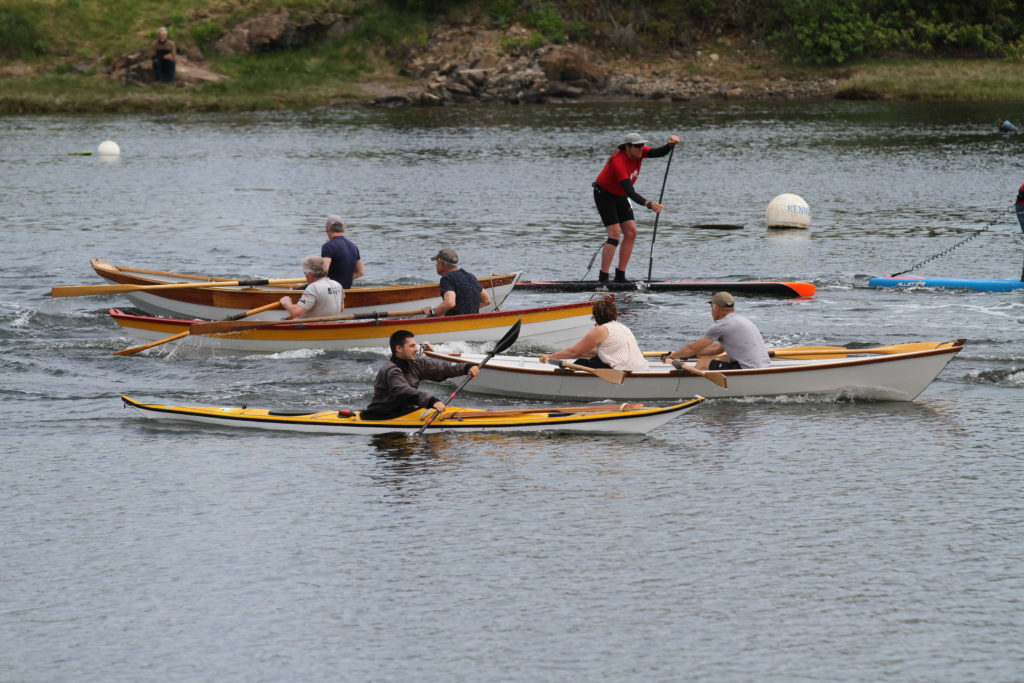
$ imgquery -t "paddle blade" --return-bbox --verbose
[491,318,522,356]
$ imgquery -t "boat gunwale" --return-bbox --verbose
[424,340,966,378]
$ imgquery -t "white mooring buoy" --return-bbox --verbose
[765,193,810,229]
[97,140,121,157]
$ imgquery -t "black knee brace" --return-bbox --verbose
[605,238,619,247]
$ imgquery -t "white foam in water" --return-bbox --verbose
[259,348,326,360]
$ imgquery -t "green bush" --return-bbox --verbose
[0,3,48,58]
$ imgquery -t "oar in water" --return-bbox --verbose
[189,307,425,336]
[416,318,523,436]
[111,301,285,356]
[545,358,625,384]
[51,277,307,298]
[670,360,728,388]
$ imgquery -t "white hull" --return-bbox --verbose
[426,344,964,402]
[110,306,593,354]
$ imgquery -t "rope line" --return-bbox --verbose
[889,207,1013,277]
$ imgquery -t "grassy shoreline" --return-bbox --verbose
[3,57,1024,114]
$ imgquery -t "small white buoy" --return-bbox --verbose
[97,140,121,157]
[765,193,810,229]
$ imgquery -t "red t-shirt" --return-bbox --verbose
[595,147,650,195]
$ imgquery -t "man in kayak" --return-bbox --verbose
[421,247,491,317]
[538,298,647,372]
[321,215,365,288]
[592,132,680,283]
[279,256,344,319]
[661,292,770,370]
[362,330,480,420]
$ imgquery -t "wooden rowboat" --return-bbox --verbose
[121,395,705,435]
[424,340,966,402]
[107,299,597,354]
[89,259,521,319]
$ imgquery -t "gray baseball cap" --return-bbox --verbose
[431,247,459,265]
[620,133,648,147]
[325,215,345,230]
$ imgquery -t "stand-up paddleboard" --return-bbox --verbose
[868,275,1024,292]
[517,279,815,297]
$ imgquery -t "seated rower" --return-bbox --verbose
[662,292,770,370]
[279,255,344,319]
[539,299,647,372]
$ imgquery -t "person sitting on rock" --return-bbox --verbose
[150,27,176,83]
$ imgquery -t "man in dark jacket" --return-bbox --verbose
[362,329,479,420]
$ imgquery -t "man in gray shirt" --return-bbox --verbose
[662,291,770,369]
[279,255,344,319]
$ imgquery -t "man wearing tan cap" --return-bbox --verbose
[661,292,769,370]
[422,247,491,317]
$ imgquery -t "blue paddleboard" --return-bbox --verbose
[869,276,1024,292]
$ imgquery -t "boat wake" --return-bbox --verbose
[965,367,1024,387]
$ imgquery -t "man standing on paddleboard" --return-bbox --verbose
[592,132,680,283]
[321,215,365,288]
[1016,183,1024,233]
[662,292,770,370]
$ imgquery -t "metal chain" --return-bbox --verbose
[889,207,1014,277]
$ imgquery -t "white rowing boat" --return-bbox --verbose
[424,340,966,402]
[121,395,705,436]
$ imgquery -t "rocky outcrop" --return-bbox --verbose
[107,49,228,86]
[208,11,352,56]
[372,25,837,107]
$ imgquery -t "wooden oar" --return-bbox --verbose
[51,277,306,298]
[769,342,952,359]
[643,341,952,359]
[671,360,728,388]
[443,403,644,420]
[189,307,424,335]
[546,358,625,384]
[416,318,522,435]
[112,301,285,356]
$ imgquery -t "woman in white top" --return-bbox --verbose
[539,298,648,372]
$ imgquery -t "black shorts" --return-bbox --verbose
[593,184,635,227]
[708,359,743,370]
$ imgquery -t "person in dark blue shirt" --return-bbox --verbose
[421,248,491,317]
[320,215,364,288]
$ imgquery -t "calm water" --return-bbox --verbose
[2,101,1022,681]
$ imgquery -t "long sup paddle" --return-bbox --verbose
[546,358,625,384]
[416,318,522,436]
[645,144,675,283]
[112,301,285,356]
[51,277,307,298]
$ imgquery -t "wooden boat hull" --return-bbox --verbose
[121,395,705,435]
[425,340,966,402]
[516,279,815,297]
[90,259,521,319]
[107,300,596,354]
[868,275,1024,292]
